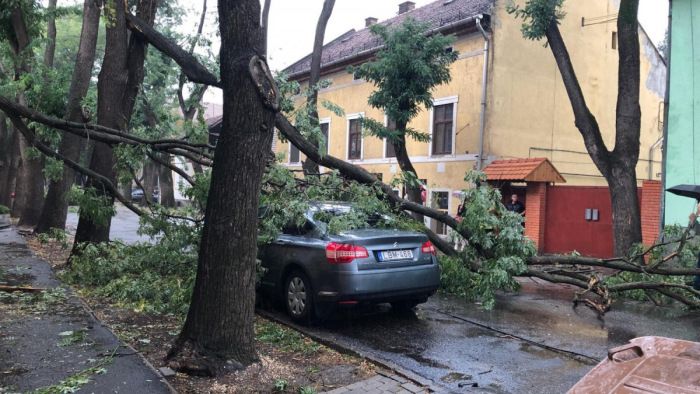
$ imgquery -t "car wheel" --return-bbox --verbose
[390,298,424,311]
[284,269,315,324]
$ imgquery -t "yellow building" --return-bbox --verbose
[278,0,666,235]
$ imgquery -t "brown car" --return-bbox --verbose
[568,336,700,393]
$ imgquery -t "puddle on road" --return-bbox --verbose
[607,326,638,344]
[440,372,473,383]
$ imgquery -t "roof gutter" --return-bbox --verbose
[475,14,489,171]
[286,14,486,80]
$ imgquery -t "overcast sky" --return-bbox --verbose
[263,0,669,71]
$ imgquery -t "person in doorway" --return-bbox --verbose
[689,202,700,291]
[506,194,525,216]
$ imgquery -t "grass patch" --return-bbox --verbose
[255,318,322,354]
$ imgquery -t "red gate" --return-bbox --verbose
[544,186,615,257]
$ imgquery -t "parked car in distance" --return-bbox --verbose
[258,202,441,324]
[131,188,158,203]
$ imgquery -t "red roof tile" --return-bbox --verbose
[483,158,566,183]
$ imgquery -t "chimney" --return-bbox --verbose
[398,1,415,14]
[365,17,378,27]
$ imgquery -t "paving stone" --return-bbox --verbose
[401,382,425,393]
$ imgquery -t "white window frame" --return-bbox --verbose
[319,117,331,155]
[288,140,301,165]
[383,114,397,160]
[346,112,365,161]
[429,188,452,237]
[429,95,459,157]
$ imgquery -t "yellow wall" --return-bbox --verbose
[276,0,666,215]
[488,0,666,186]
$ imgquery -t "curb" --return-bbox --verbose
[256,309,448,394]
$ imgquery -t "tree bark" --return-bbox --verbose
[543,0,642,256]
[9,6,45,228]
[73,0,158,249]
[157,153,175,207]
[43,0,57,68]
[393,119,424,222]
[0,125,20,210]
[74,0,130,247]
[167,0,275,375]
[0,113,14,207]
[36,0,101,234]
[301,0,335,178]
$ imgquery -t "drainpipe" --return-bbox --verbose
[649,136,663,180]
[660,0,672,231]
[476,15,489,171]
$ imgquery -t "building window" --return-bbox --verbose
[320,122,329,154]
[385,117,397,158]
[432,103,454,155]
[289,142,300,164]
[431,191,449,235]
[612,31,617,50]
[348,118,362,160]
[445,46,453,53]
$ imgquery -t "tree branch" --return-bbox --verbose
[7,114,145,217]
[544,15,610,176]
[124,12,220,87]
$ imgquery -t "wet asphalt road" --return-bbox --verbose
[265,282,700,393]
[65,204,155,243]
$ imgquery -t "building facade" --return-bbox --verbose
[277,0,666,238]
[664,0,700,226]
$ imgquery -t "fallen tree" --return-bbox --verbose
[0,7,697,325]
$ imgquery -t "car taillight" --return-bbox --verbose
[326,242,369,263]
[421,241,436,255]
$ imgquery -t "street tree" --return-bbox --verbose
[348,17,458,218]
[165,0,277,374]
[507,0,643,256]
[300,0,335,178]
[72,0,158,250]
[35,0,101,234]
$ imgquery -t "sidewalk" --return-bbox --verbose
[0,217,174,393]
[322,371,430,393]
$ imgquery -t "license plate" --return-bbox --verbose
[379,250,413,261]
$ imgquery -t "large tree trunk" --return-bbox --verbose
[168,0,275,375]
[158,154,175,207]
[301,0,335,178]
[36,0,101,234]
[43,0,57,68]
[543,0,642,256]
[142,161,157,205]
[9,6,45,228]
[393,120,424,222]
[1,126,20,210]
[0,113,15,207]
[73,0,157,249]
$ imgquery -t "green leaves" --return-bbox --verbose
[506,0,566,42]
[349,17,459,130]
[440,171,536,309]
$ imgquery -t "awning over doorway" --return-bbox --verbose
[482,158,566,183]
